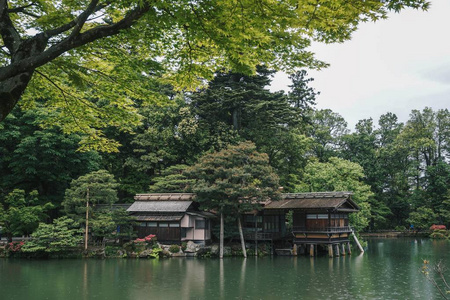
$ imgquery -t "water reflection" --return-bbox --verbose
[1,239,449,299]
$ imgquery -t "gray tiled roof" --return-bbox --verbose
[134,193,195,201]
[282,192,353,199]
[135,215,183,221]
[127,200,193,213]
[265,192,359,211]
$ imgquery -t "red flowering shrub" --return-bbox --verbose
[6,241,25,253]
[430,224,446,230]
[133,234,156,243]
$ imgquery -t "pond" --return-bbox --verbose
[1,238,449,299]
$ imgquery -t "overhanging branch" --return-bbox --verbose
[0,1,150,81]
[0,0,22,54]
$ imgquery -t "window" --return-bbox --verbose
[244,215,263,231]
[159,222,169,228]
[147,222,157,227]
[195,219,206,229]
[307,214,328,219]
[181,228,187,238]
[169,223,180,228]
[139,222,146,227]
[264,216,279,232]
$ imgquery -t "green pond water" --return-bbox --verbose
[1,238,449,299]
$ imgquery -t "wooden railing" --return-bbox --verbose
[292,226,353,234]
[243,232,282,240]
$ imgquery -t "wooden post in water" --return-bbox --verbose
[341,243,346,256]
[309,244,315,257]
[334,244,340,257]
[293,244,297,256]
[328,244,333,258]
[351,229,364,253]
[347,242,352,255]
[84,186,89,251]
[220,213,224,259]
[238,218,247,258]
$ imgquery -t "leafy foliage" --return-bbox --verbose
[21,217,83,253]
[407,207,438,230]
[0,105,101,206]
[187,141,280,216]
[296,157,373,231]
[0,0,429,150]
[62,169,119,222]
[0,189,53,239]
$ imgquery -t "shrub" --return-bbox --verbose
[169,244,180,253]
[181,242,187,251]
[123,234,157,254]
[430,229,448,239]
[149,247,163,258]
[394,225,406,232]
[6,241,24,253]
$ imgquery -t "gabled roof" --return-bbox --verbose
[135,215,184,221]
[134,193,195,201]
[265,192,359,212]
[127,201,193,213]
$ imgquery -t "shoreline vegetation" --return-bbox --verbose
[0,236,276,259]
[2,230,448,260]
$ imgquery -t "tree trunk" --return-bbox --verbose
[238,217,247,258]
[7,232,12,243]
[84,187,90,251]
[220,212,224,259]
[0,72,33,121]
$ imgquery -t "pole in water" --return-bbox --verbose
[351,229,365,253]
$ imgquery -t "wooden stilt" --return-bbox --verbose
[328,244,333,258]
[351,229,364,253]
[334,244,340,257]
[293,244,297,256]
[347,242,352,255]
[341,243,346,256]
[309,244,314,257]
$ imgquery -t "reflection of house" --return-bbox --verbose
[127,193,214,244]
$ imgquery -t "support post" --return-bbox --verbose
[341,243,346,256]
[254,215,258,257]
[351,229,364,253]
[84,186,89,251]
[293,244,297,256]
[220,213,224,259]
[334,244,340,257]
[328,244,333,258]
[238,217,247,258]
[309,244,315,257]
[347,242,352,255]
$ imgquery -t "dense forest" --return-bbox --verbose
[0,67,449,237]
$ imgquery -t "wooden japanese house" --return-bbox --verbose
[127,193,214,244]
[264,192,360,256]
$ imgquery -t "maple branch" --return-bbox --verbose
[0,1,150,81]
[0,0,22,54]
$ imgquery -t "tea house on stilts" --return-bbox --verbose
[263,192,361,257]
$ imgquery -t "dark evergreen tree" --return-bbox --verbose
[0,105,100,210]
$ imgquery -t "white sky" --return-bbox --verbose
[270,0,450,130]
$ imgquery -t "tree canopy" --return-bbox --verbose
[187,141,280,215]
[0,0,429,150]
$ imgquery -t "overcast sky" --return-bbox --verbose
[270,0,450,130]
